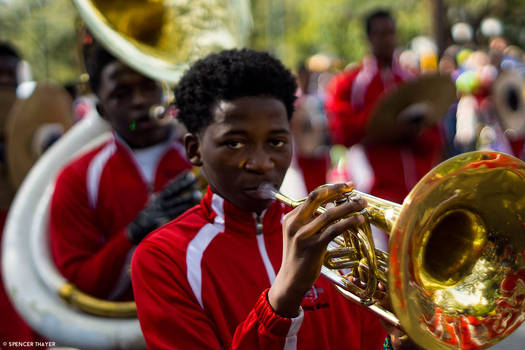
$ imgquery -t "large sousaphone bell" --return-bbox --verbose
[269,151,525,349]
[2,0,251,348]
[492,70,525,139]
[75,0,252,84]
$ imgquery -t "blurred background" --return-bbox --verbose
[1,0,525,84]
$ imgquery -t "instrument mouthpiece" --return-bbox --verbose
[257,183,278,200]
[149,105,167,120]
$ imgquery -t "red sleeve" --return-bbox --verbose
[49,166,133,299]
[132,240,302,350]
[324,70,373,147]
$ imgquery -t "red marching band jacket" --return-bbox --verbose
[49,134,191,300]
[131,188,386,350]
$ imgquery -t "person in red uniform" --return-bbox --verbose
[49,42,200,301]
[290,62,330,194]
[324,9,444,204]
[131,49,416,349]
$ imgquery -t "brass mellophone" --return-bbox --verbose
[262,151,525,350]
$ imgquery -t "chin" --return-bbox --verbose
[238,197,274,214]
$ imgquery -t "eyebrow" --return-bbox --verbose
[269,128,291,135]
[221,128,291,136]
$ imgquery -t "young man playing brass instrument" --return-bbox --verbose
[132,48,415,349]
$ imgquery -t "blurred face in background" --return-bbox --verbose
[96,60,171,149]
[368,16,397,62]
[0,54,19,90]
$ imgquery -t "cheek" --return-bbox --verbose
[111,100,128,114]
[153,90,163,102]
[202,151,235,177]
[202,158,239,194]
[101,100,119,117]
[110,103,132,122]
[277,148,293,167]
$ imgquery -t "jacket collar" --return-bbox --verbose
[200,187,285,236]
[362,51,414,80]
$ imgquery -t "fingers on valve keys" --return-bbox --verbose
[298,183,367,243]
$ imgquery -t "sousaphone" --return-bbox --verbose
[492,70,525,139]
[2,0,251,348]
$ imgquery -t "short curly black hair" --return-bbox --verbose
[175,49,297,134]
[83,41,117,94]
[365,9,394,36]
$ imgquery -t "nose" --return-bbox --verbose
[130,88,150,107]
[244,146,274,173]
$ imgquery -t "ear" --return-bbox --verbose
[96,102,108,121]
[184,133,203,166]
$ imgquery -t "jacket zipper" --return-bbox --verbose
[255,214,276,284]
[255,214,264,235]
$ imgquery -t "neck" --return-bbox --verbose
[375,55,392,68]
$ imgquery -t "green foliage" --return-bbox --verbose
[493,0,525,48]
[0,0,80,84]
[249,0,431,71]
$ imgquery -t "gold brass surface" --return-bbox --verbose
[390,151,525,349]
[273,151,525,349]
[59,283,136,317]
[72,0,251,84]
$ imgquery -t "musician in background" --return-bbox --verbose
[48,40,200,301]
[324,9,444,205]
[131,48,421,350]
[282,61,331,198]
[0,40,42,347]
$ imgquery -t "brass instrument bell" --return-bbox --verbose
[269,151,525,349]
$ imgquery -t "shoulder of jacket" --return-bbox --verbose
[56,143,109,183]
[143,206,209,250]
